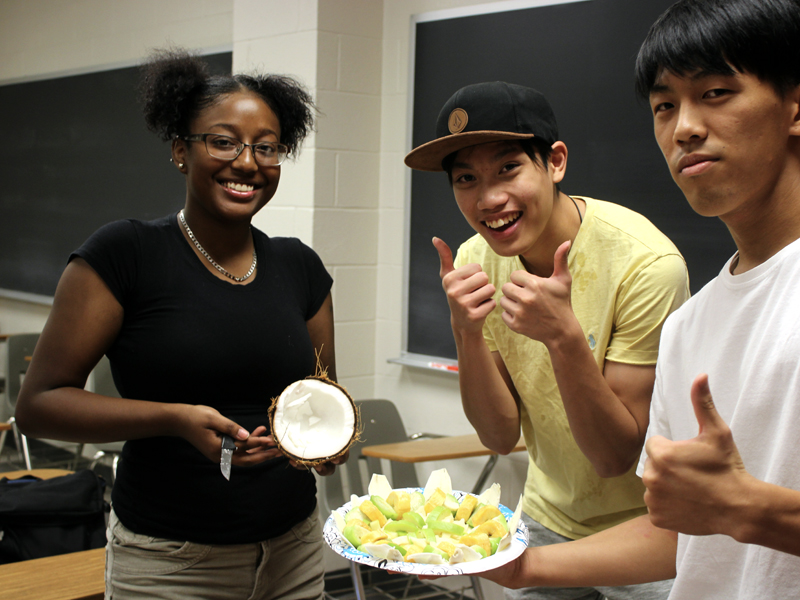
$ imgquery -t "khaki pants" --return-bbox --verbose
[105,507,325,600]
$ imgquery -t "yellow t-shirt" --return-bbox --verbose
[454,197,690,539]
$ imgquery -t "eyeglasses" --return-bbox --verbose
[181,133,288,166]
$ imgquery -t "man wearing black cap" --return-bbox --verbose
[405,81,688,599]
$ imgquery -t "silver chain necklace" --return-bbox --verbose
[179,210,257,282]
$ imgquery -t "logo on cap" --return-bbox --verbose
[448,108,468,134]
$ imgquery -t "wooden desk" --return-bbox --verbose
[0,469,103,600]
[1,468,73,480]
[0,547,105,600]
[362,433,524,462]
[362,433,525,493]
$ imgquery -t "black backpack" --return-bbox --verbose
[0,470,108,564]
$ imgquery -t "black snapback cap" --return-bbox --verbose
[404,81,559,172]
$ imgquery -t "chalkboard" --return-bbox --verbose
[0,52,232,300]
[406,0,736,360]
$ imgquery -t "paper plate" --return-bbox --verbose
[323,488,528,576]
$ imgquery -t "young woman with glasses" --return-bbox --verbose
[16,48,340,600]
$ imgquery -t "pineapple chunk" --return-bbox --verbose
[458,532,491,556]
[360,500,387,526]
[424,488,447,514]
[455,494,479,522]
[471,519,507,538]
[471,504,502,526]
[360,529,388,545]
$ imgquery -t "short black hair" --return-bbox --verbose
[139,48,315,157]
[442,138,556,185]
[635,0,800,99]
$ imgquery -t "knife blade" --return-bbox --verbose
[220,434,235,481]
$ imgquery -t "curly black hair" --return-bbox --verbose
[139,47,316,157]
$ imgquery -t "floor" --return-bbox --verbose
[323,566,476,600]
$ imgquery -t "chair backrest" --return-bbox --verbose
[5,333,40,411]
[90,356,125,455]
[318,399,419,515]
[93,355,120,398]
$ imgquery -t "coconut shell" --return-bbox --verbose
[268,374,361,467]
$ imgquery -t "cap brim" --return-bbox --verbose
[404,131,538,172]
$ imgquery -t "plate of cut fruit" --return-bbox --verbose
[323,468,528,576]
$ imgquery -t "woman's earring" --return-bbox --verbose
[178,163,185,168]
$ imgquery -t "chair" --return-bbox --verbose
[4,333,83,470]
[318,399,484,600]
[88,355,123,484]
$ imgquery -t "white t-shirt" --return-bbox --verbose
[637,238,800,600]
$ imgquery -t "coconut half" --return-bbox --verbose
[269,376,360,466]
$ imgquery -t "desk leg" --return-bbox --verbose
[349,561,367,600]
[470,455,499,494]
[470,575,486,600]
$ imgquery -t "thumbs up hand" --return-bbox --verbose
[433,237,496,335]
[499,240,577,343]
[643,374,750,536]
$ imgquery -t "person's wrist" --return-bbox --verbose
[156,402,190,438]
[452,319,485,341]
[543,315,584,356]
[727,474,768,544]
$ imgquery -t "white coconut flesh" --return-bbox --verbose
[272,378,356,461]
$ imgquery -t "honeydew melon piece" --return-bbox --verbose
[403,511,425,528]
[371,495,398,520]
[384,520,419,534]
[345,507,368,523]
[444,493,460,512]
[342,522,371,547]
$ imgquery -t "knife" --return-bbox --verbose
[220,435,236,480]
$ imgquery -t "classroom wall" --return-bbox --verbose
[0,0,529,525]
[0,0,541,595]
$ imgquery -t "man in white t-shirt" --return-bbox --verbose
[468,0,800,598]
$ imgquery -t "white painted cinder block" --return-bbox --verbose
[335,152,380,208]
[334,321,376,378]
[313,149,337,208]
[233,0,317,41]
[338,34,382,95]
[315,31,340,92]
[313,209,378,265]
[315,90,381,153]
[233,32,318,85]
[317,0,383,38]
[332,266,377,322]
[375,264,403,321]
[377,208,405,266]
[269,155,316,209]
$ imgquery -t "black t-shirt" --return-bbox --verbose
[72,213,333,544]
